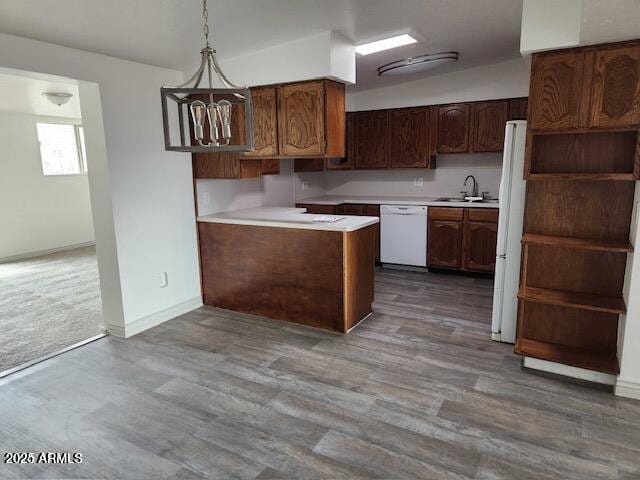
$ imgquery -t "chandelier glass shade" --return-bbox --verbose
[160,0,253,153]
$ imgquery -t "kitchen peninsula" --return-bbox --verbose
[197,207,378,333]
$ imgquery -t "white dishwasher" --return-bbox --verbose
[380,205,428,267]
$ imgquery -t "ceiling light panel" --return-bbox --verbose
[355,34,418,55]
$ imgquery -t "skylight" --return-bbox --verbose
[355,34,418,56]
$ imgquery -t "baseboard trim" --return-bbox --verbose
[0,241,96,263]
[523,356,616,386]
[615,378,640,400]
[107,296,203,338]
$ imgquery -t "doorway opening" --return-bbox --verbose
[0,69,107,375]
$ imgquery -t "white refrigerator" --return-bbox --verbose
[491,120,527,344]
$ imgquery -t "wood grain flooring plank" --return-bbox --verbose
[1,269,638,479]
[268,391,481,478]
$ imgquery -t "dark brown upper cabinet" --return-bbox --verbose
[508,97,529,120]
[529,42,640,132]
[242,86,278,158]
[471,101,509,152]
[277,80,345,158]
[437,104,471,153]
[327,111,354,170]
[354,110,390,169]
[390,107,432,168]
[529,51,586,131]
[589,45,640,128]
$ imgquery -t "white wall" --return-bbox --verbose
[218,31,355,87]
[196,178,262,216]
[261,159,295,207]
[0,111,94,259]
[195,159,295,216]
[295,155,502,201]
[347,57,530,111]
[0,33,201,336]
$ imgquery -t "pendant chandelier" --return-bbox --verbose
[160,0,253,152]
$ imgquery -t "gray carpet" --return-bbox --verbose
[0,246,104,373]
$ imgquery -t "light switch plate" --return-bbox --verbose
[414,177,424,187]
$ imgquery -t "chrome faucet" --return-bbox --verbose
[464,175,478,198]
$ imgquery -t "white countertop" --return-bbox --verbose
[197,207,379,232]
[297,195,499,209]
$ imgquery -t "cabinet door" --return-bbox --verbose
[529,51,585,130]
[260,159,280,175]
[354,111,390,169]
[463,221,498,272]
[327,111,354,170]
[437,104,470,153]
[590,45,640,128]
[428,221,463,268]
[278,81,325,156]
[243,86,278,157]
[390,107,431,168]
[508,97,528,120]
[363,205,381,263]
[294,158,324,172]
[471,101,509,152]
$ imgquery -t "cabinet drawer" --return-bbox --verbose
[466,208,499,223]
[429,207,463,221]
[337,204,365,215]
[296,204,337,215]
[363,204,380,217]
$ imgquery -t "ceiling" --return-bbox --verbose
[0,0,524,91]
[0,71,81,118]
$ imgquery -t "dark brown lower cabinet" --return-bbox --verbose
[428,207,498,273]
[428,221,463,268]
[295,203,337,215]
[337,204,365,215]
[296,203,381,262]
[464,222,498,271]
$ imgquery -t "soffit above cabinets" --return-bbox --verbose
[0,0,523,90]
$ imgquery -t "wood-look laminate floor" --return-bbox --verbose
[1,268,639,479]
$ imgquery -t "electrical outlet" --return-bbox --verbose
[414,177,424,187]
[301,181,309,191]
[201,192,211,205]
[159,272,168,288]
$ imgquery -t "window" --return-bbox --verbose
[36,122,88,176]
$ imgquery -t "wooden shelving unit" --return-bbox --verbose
[518,286,626,315]
[515,338,619,374]
[526,173,637,181]
[522,234,633,253]
[516,41,640,376]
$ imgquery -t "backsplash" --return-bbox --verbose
[296,153,503,200]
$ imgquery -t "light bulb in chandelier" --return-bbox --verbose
[189,101,207,145]
[217,100,232,143]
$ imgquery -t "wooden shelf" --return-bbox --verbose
[527,173,637,181]
[515,338,619,374]
[518,286,626,314]
[522,234,633,253]
[530,126,639,136]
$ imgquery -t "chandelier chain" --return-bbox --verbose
[202,0,210,47]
